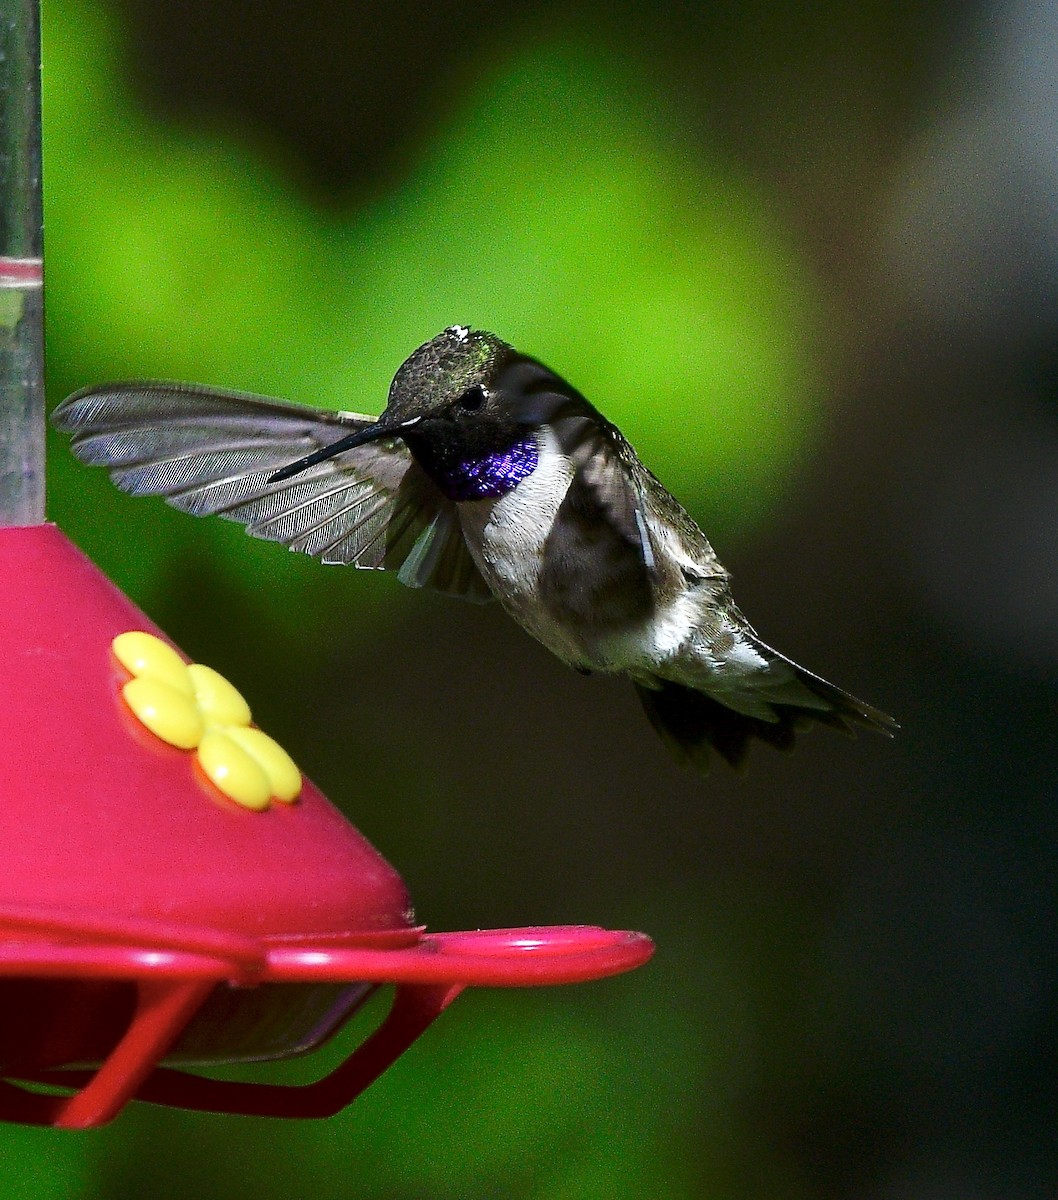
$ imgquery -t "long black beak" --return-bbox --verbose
[268,419,409,483]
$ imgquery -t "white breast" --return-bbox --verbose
[457,428,572,589]
[457,427,589,660]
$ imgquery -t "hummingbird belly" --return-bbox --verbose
[456,428,599,666]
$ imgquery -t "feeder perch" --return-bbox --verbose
[0,2,652,1129]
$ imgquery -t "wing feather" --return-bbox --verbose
[52,383,492,602]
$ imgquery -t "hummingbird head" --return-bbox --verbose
[385,326,550,501]
[382,323,593,436]
[270,326,589,499]
[380,325,513,426]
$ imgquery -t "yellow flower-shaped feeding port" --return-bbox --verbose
[113,631,302,811]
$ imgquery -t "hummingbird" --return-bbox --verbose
[52,325,895,771]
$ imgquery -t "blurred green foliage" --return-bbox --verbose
[43,0,822,613]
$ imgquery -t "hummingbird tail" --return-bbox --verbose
[634,664,896,774]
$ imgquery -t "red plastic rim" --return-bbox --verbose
[0,912,653,1127]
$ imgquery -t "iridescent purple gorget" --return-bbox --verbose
[434,435,539,502]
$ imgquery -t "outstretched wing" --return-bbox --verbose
[52,383,492,602]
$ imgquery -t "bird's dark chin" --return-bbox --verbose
[402,414,538,503]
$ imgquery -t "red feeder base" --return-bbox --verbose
[0,526,652,1127]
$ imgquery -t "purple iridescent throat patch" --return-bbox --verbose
[436,434,539,502]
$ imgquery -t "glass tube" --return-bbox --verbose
[0,0,44,525]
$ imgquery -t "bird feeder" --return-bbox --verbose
[0,1,652,1129]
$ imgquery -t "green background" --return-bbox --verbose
[12,0,1056,1196]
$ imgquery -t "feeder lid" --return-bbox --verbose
[0,524,413,942]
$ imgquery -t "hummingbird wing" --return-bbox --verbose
[535,418,663,629]
[52,383,493,602]
[549,415,726,594]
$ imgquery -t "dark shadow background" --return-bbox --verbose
[17,0,1057,1196]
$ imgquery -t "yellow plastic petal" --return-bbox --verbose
[112,631,193,696]
[197,730,272,810]
[225,726,302,803]
[122,677,204,749]
[187,663,252,727]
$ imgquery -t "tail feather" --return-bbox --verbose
[635,660,896,773]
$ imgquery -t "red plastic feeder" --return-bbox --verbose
[0,524,653,1128]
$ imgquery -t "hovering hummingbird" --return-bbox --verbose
[53,325,895,771]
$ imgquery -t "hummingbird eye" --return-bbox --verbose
[456,385,487,412]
